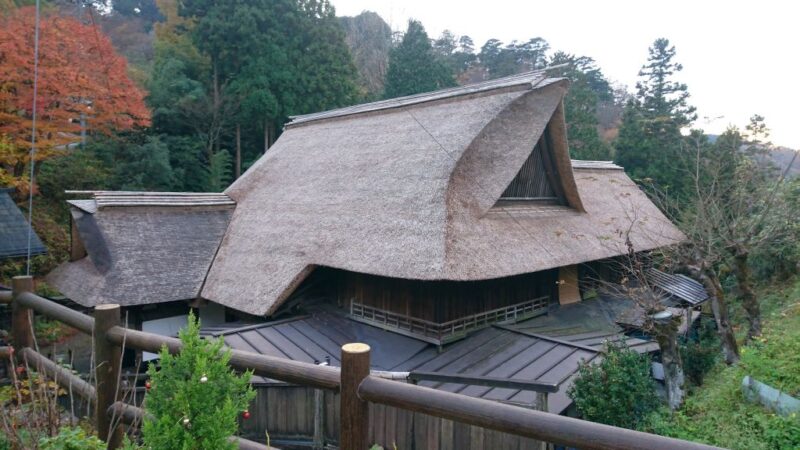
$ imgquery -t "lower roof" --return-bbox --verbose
[209,296,659,414]
[47,195,234,307]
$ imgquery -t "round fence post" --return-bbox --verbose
[11,276,34,353]
[94,304,123,449]
[340,343,370,450]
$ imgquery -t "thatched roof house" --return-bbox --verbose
[48,192,233,307]
[47,71,696,432]
[201,71,683,316]
[49,70,683,322]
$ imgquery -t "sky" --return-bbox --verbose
[331,0,799,149]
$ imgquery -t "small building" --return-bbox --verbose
[48,71,703,445]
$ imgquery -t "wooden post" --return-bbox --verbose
[340,343,370,450]
[94,304,123,449]
[313,388,324,449]
[11,276,34,352]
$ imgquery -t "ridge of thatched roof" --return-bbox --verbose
[47,192,234,307]
[288,70,550,127]
[201,72,684,316]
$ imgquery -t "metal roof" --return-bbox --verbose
[570,160,623,170]
[0,189,46,259]
[64,191,234,210]
[210,297,659,414]
[647,268,709,306]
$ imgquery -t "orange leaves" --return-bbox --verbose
[0,7,150,185]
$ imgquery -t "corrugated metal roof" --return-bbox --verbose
[65,191,234,210]
[570,160,623,170]
[0,189,46,259]
[647,268,709,305]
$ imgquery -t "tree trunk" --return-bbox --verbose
[731,245,761,339]
[687,265,740,364]
[213,62,221,156]
[235,124,242,179]
[653,316,684,410]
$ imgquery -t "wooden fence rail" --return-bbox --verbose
[5,276,725,450]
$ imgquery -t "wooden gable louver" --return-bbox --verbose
[500,130,565,203]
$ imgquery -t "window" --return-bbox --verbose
[500,130,565,204]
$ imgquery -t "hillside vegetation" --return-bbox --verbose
[642,278,800,449]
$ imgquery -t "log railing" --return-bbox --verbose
[3,276,723,450]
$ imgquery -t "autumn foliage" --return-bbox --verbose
[0,7,150,191]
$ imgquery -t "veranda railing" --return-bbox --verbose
[350,296,549,345]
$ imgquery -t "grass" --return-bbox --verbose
[640,277,800,449]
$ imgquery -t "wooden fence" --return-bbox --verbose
[1,276,724,450]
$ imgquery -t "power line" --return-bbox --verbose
[26,0,42,276]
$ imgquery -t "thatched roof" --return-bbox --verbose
[202,71,684,316]
[47,192,233,307]
[0,188,46,259]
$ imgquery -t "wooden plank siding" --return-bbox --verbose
[240,385,546,449]
[330,268,558,323]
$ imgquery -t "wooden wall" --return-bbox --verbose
[320,269,557,323]
[240,385,547,449]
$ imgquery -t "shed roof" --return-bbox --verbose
[202,71,684,316]
[647,268,709,306]
[0,189,46,259]
[47,192,234,307]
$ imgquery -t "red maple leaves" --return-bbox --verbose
[0,7,151,189]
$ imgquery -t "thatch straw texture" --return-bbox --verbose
[48,197,233,307]
[201,73,683,316]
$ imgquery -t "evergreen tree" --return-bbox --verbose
[142,313,255,450]
[433,31,477,77]
[479,37,549,79]
[478,38,518,78]
[383,20,457,98]
[550,52,613,160]
[615,38,696,195]
[148,0,359,187]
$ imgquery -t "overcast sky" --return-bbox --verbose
[331,0,799,149]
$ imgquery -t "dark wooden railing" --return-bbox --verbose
[2,276,724,450]
[350,296,549,345]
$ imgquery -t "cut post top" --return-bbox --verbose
[342,343,370,354]
[95,304,121,311]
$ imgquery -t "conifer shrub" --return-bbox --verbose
[141,312,255,450]
[567,341,660,429]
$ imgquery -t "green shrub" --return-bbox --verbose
[680,318,719,386]
[38,427,105,450]
[141,312,255,450]
[568,341,660,429]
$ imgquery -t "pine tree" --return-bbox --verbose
[383,20,456,99]
[550,52,613,161]
[615,38,696,195]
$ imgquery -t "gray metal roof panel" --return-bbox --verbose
[0,190,46,259]
[647,268,709,305]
